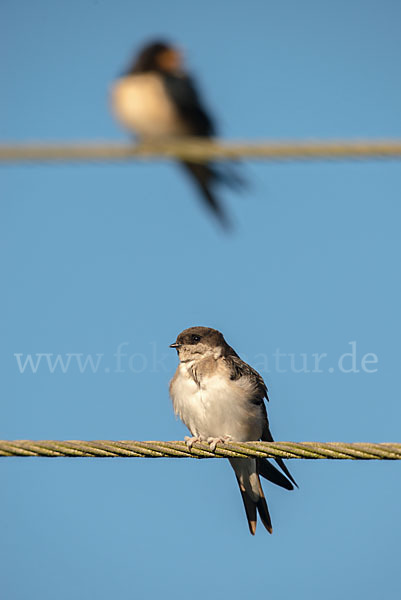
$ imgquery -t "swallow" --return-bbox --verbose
[169,326,297,535]
[111,40,241,227]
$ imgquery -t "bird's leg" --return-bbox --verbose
[207,435,233,452]
[184,435,204,449]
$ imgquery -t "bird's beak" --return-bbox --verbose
[169,342,181,349]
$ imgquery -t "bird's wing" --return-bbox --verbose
[261,420,298,488]
[162,73,215,136]
[225,351,298,489]
[162,73,246,229]
[225,352,269,402]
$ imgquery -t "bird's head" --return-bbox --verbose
[170,326,227,362]
[128,40,182,74]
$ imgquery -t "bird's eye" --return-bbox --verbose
[191,334,201,342]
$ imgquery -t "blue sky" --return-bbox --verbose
[1,1,401,599]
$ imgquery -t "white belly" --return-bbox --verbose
[170,365,263,441]
[111,73,188,137]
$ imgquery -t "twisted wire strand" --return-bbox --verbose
[1,139,401,163]
[1,441,401,459]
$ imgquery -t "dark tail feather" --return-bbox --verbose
[256,495,273,534]
[180,161,231,228]
[235,475,258,535]
[257,458,294,490]
[215,162,247,190]
[235,474,273,535]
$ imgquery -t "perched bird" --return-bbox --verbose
[111,40,239,227]
[169,326,297,535]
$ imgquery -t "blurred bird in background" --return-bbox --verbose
[111,40,242,228]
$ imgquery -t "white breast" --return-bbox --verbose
[111,74,188,137]
[170,364,205,437]
[170,363,264,441]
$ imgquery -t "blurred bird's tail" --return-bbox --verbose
[180,161,244,229]
[180,161,229,228]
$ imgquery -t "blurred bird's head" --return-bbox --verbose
[128,40,182,75]
[169,326,228,362]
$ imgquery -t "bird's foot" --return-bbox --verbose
[184,436,204,449]
[207,435,233,452]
